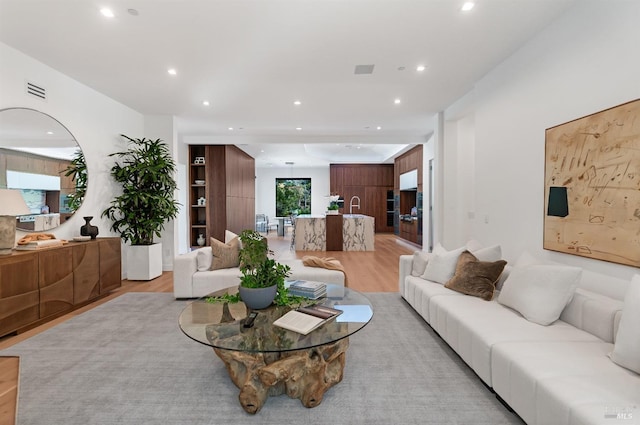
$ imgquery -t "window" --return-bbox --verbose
[276,178,311,216]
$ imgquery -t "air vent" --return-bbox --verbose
[354,64,375,75]
[285,161,294,165]
[25,81,46,101]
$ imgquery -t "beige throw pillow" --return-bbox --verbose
[210,237,240,270]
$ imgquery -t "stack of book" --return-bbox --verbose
[15,239,64,250]
[288,280,327,299]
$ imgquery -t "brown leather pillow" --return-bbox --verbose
[210,237,240,270]
[445,250,507,301]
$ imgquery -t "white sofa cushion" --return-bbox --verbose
[490,341,639,425]
[560,288,623,343]
[610,274,640,374]
[498,264,581,325]
[430,295,601,386]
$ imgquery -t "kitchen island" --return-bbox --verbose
[293,214,375,251]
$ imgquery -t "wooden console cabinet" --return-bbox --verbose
[0,237,121,337]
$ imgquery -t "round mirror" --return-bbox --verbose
[0,107,86,231]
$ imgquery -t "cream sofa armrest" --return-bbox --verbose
[399,254,414,297]
[173,247,210,298]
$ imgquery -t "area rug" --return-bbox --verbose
[1,293,523,425]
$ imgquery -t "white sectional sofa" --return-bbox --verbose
[173,246,345,298]
[399,248,639,425]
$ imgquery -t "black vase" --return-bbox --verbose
[80,216,99,239]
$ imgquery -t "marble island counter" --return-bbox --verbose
[293,214,375,251]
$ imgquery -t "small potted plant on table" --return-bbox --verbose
[208,229,299,309]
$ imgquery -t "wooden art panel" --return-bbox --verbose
[544,99,640,267]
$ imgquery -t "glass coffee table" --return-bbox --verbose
[179,284,373,414]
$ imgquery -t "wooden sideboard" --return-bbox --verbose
[0,237,121,337]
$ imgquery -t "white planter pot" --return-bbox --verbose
[326,210,339,215]
[127,243,163,281]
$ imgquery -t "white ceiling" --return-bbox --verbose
[0,0,577,167]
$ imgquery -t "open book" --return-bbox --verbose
[272,305,343,335]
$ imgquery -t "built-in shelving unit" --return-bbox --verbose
[188,145,256,247]
[189,145,208,248]
[386,189,394,227]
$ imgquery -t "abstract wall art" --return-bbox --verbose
[544,99,640,267]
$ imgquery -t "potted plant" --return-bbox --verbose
[102,134,180,280]
[207,229,301,309]
[326,195,340,215]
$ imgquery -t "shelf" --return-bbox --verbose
[191,224,206,228]
[191,205,206,208]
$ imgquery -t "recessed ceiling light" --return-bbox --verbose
[394,98,401,105]
[416,65,426,72]
[461,2,475,11]
[100,8,114,18]
[167,68,177,76]
[202,100,210,106]
[295,127,302,131]
[293,100,301,106]
[376,126,382,130]
[228,127,234,131]
[46,131,54,135]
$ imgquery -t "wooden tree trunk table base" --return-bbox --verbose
[213,337,349,414]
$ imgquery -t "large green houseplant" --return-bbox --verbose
[102,134,180,280]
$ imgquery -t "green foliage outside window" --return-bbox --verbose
[275,178,311,216]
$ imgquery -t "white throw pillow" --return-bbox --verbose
[421,246,465,284]
[411,251,432,277]
[497,264,581,326]
[609,275,640,374]
[465,239,485,252]
[432,242,447,255]
[471,245,502,262]
[515,250,543,267]
[225,230,238,244]
[196,248,212,271]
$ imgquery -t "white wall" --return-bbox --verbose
[144,115,180,269]
[1,42,143,277]
[442,2,640,286]
[255,166,330,218]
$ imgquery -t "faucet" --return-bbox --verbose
[349,195,361,215]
